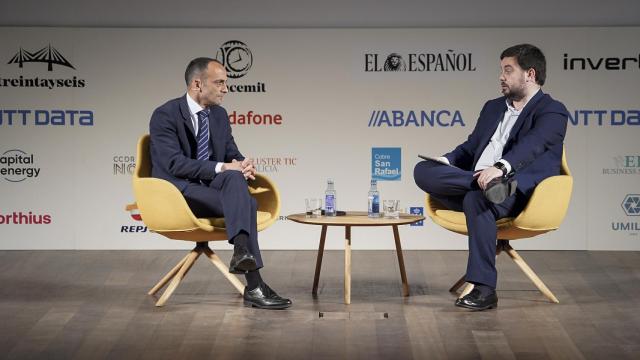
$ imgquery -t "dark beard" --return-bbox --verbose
[502,84,526,102]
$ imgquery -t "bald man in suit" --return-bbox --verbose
[150,58,291,310]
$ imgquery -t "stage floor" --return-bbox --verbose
[1,250,639,359]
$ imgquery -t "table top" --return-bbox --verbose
[287,211,425,227]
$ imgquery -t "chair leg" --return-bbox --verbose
[148,252,191,296]
[450,276,475,299]
[451,242,504,298]
[155,249,200,307]
[202,246,245,295]
[502,243,560,303]
[449,274,467,293]
[460,283,474,298]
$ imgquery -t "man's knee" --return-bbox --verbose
[217,171,253,200]
[219,170,247,187]
[414,161,430,178]
[415,160,448,193]
[414,161,433,189]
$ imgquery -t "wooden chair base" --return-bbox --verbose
[449,240,560,303]
[148,242,245,307]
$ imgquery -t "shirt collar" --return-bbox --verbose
[186,93,204,118]
[505,88,540,114]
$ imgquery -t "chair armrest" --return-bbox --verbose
[249,173,281,230]
[424,193,440,219]
[512,175,573,231]
[248,186,270,194]
[132,177,213,232]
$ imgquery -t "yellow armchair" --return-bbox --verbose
[426,148,573,303]
[126,134,281,306]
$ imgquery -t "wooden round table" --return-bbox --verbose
[287,211,425,304]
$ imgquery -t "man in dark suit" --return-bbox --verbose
[149,57,291,309]
[414,44,568,311]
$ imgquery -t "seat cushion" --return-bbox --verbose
[435,210,513,227]
[196,211,272,229]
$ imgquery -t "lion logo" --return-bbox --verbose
[384,53,406,71]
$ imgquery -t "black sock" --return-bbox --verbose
[245,270,262,290]
[232,231,249,248]
[472,283,495,297]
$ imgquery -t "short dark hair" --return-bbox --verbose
[184,57,222,86]
[500,44,546,86]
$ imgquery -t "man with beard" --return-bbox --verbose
[413,44,568,311]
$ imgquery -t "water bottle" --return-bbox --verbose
[325,179,337,216]
[368,179,381,218]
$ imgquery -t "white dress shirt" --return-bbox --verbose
[186,94,223,174]
[439,89,539,174]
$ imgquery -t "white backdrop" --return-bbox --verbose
[0,27,638,250]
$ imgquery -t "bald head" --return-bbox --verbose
[184,57,224,88]
[186,58,229,108]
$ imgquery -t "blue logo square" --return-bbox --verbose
[372,147,401,181]
[409,207,424,226]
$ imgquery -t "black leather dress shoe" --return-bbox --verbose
[483,176,517,204]
[244,283,292,310]
[229,245,257,274]
[455,288,498,311]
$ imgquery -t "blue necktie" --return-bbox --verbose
[196,109,210,161]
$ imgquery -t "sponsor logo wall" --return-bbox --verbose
[372,147,401,181]
[0,27,638,250]
[364,50,477,72]
[113,155,136,176]
[607,195,640,240]
[0,211,51,225]
[1,149,40,182]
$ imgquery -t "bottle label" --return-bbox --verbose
[326,194,335,212]
[368,194,380,213]
[372,195,379,213]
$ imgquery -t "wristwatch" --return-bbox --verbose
[493,161,508,176]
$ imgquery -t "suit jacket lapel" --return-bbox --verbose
[505,90,545,145]
[179,95,196,138]
[472,101,507,167]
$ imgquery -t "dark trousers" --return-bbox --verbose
[182,171,263,269]
[413,160,527,288]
